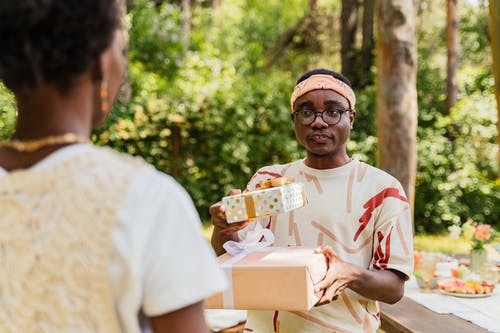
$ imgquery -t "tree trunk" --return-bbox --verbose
[446,0,459,113]
[341,0,359,80]
[376,0,418,225]
[309,0,318,11]
[359,0,375,87]
[181,0,191,49]
[172,125,181,179]
[170,0,191,179]
[489,0,500,178]
[118,0,132,104]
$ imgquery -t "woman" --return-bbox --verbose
[0,1,226,332]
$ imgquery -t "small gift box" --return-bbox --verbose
[204,247,327,311]
[222,177,307,223]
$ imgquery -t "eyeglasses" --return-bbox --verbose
[293,109,351,126]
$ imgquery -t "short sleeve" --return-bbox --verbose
[110,167,227,322]
[370,184,414,279]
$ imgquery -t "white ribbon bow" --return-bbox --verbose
[223,228,275,255]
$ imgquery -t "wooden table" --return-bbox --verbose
[213,299,489,333]
[213,292,495,333]
[379,297,489,333]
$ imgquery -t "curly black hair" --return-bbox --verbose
[296,68,352,87]
[0,0,120,95]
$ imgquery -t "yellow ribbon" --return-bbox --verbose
[236,177,295,220]
[243,193,256,219]
[258,176,294,189]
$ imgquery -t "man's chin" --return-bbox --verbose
[307,148,336,157]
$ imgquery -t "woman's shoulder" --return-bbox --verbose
[88,145,151,169]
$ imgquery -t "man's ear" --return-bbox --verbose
[349,110,356,126]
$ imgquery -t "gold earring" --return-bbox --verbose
[100,80,109,114]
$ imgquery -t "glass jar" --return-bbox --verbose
[470,249,488,273]
[479,262,499,285]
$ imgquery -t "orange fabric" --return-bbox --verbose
[290,74,356,111]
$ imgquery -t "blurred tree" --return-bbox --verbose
[376,0,418,219]
[339,0,375,89]
[446,0,458,113]
[359,0,375,87]
[489,0,500,178]
[181,0,191,48]
[340,0,359,80]
[170,0,191,178]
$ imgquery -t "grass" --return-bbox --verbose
[414,233,469,254]
[202,222,213,241]
[414,233,500,261]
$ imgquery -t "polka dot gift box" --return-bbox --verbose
[222,177,308,223]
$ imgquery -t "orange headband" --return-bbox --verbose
[290,74,356,111]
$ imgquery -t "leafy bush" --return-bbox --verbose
[415,93,499,233]
[0,83,15,140]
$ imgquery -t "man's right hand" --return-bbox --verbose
[209,189,253,255]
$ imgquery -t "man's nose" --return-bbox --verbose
[311,113,328,127]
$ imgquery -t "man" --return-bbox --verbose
[210,68,413,333]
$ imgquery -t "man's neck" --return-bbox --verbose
[304,153,351,169]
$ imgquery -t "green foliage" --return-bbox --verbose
[0,0,497,228]
[413,1,499,233]
[459,5,490,67]
[416,93,499,233]
[92,1,311,219]
[128,0,184,78]
[348,85,377,162]
[0,83,15,140]
[94,0,372,220]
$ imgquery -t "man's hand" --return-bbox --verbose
[313,245,406,306]
[209,189,253,235]
[313,245,360,306]
[209,189,253,255]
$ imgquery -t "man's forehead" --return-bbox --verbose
[295,89,350,106]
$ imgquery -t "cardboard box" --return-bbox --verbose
[204,247,327,311]
[222,183,307,223]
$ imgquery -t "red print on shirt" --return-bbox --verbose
[373,227,393,269]
[354,187,407,241]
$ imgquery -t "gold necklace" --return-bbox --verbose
[0,133,90,152]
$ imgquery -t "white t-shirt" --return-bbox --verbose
[0,144,227,333]
[240,158,414,333]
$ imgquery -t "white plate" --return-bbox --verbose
[439,289,493,298]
